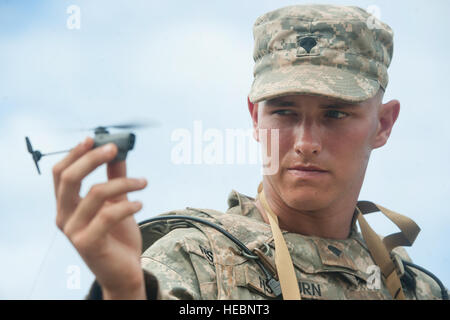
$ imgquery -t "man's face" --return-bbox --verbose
[250,91,395,211]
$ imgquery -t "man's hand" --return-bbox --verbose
[53,137,148,299]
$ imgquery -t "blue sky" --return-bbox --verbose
[0,0,449,299]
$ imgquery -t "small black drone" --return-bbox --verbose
[25,122,155,175]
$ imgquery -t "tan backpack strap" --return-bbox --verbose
[258,183,301,300]
[356,208,404,299]
[357,201,420,252]
[356,201,420,300]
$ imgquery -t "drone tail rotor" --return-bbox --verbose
[33,157,41,175]
[25,137,42,175]
[25,136,33,153]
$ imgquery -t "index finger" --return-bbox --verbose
[52,137,94,198]
[58,143,118,212]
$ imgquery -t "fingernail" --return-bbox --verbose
[133,201,143,209]
[102,143,113,153]
[138,178,147,186]
[82,137,90,147]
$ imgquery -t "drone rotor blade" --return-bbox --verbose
[102,120,161,130]
[109,124,136,129]
[109,124,143,129]
[25,137,42,174]
[25,137,33,153]
[34,158,41,175]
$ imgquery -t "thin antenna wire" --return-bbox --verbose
[41,149,72,157]
[28,229,58,299]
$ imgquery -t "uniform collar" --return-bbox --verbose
[225,189,361,241]
[226,189,265,222]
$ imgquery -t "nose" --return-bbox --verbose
[294,121,322,156]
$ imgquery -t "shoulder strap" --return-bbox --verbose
[357,201,421,251]
[356,201,421,300]
[258,184,301,300]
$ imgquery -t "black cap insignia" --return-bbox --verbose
[298,36,317,53]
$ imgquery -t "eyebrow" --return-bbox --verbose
[264,99,358,108]
[319,103,358,109]
[264,100,296,107]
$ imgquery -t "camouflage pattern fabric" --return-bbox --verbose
[248,4,394,104]
[86,190,443,300]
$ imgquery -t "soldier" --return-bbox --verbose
[53,4,447,300]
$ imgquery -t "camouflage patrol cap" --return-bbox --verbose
[248,5,394,104]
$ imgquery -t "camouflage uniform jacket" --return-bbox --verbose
[87,190,444,300]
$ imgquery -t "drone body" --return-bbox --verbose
[25,122,150,175]
[93,127,135,162]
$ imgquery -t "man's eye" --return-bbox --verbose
[325,110,348,119]
[273,110,295,116]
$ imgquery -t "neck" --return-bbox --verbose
[255,182,358,240]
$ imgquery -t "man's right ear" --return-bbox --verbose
[247,97,259,142]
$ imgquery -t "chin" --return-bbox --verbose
[281,187,333,212]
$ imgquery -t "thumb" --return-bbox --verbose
[107,160,127,180]
[106,140,126,179]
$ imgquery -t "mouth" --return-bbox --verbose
[287,165,329,179]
